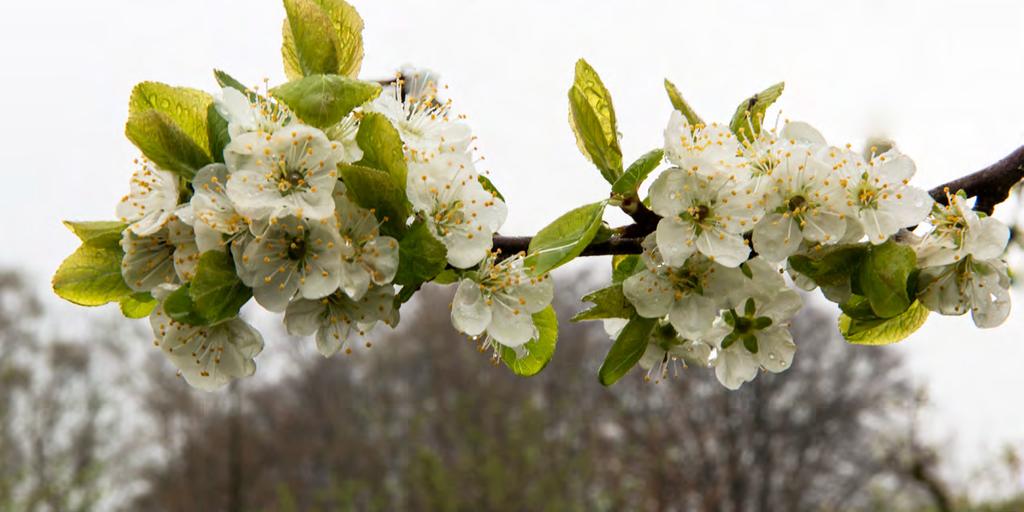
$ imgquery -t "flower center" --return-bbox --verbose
[720,298,773,354]
[287,234,307,261]
[787,194,808,213]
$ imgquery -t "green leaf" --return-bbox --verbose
[395,221,448,287]
[53,244,131,307]
[190,251,252,324]
[839,300,929,345]
[214,69,249,95]
[125,110,212,180]
[119,292,157,319]
[354,112,406,188]
[282,0,341,78]
[396,283,420,304]
[338,163,409,237]
[432,268,459,285]
[499,306,559,377]
[62,221,126,249]
[788,244,868,288]
[859,240,916,318]
[568,59,622,184]
[611,254,642,284]
[572,284,634,322]
[477,174,505,202]
[282,0,364,79]
[273,74,380,129]
[612,149,663,195]
[525,201,607,275]
[128,82,213,156]
[663,79,703,127]
[163,284,208,326]
[599,316,656,386]
[207,104,230,164]
[729,82,785,143]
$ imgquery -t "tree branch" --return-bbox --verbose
[494,143,1024,258]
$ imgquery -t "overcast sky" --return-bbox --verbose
[2,0,1023,491]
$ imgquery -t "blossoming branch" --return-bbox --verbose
[52,0,1020,391]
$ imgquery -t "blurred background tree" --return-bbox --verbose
[1,268,1021,511]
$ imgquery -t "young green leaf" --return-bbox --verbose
[599,316,656,386]
[338,163,409,237]
[354,112,406,189]
[214,69,250,95]
[663,79,703,127]
[788,243,868,288]
[432,268,460,285]
[120,292,157,319]
[525,201,607,276]
[572,284,634,322]
[282,0,341,78]
[190,251,252,324]
[125,110,212,180]
[394,221,448,287]
[128,82,214,155]
[62,221,127,249]
[163,284,208,326]
[839,300,929,345]
[729,82,785,143]
[52,244,131,307]
[612,149,664,195]
[207,104,231,164]
[272,74,380,128]
[499,306,559,377]
[611,254,642,284]
[568,59,623,184]
[858,240,916,318]
[282,0,364,79]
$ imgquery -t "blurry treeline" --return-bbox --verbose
[1,268,1022,511]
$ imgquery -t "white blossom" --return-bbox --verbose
[622,249,726,340]
[149,285,264,391]
[120,215,197,292]
[450,253,554,349]
[648,167,761,267]
[116,160,179,236]
[915,191,1010,267]
[830,147,933,244]
[225,125,341,223]
[918,257,1011,328]
[705,258,803,390]
[334,184,399,300]
[663,110,743,174]
[238,215,343,312]
[365,72,471,162]
[285,284,399,357]
[407,152,507,268]
[214,86,291,138]
[751,143,848,261]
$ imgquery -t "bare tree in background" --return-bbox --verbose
[0,271,145,512]
[130,274,945,512]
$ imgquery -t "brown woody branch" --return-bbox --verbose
[493,143,1024,258]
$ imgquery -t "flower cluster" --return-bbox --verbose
[101,69,552,390]
[613,111,1012,389]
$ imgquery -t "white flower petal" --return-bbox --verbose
[668,294,717,339]
[451,279,492,336]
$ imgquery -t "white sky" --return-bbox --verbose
[2,0,1023,491]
